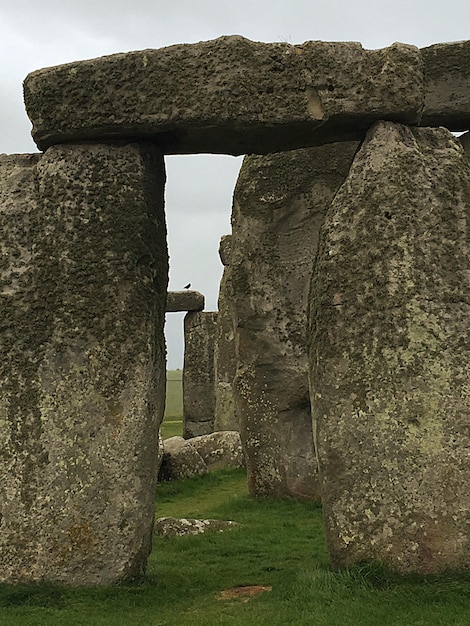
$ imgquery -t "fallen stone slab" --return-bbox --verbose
[166,290,204,312]
[309,121,470,574]
[158,436,208,481]
[24,36,423,154]
[188,431,245,470]
[155,517,239,538]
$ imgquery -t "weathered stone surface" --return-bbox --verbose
[214,235,238,432]
[158,431,244,480]
[155,517,238,538]
[189,431,244,470]
[166,290,204,312]
[421,40,470,129]
[183,311,218,438]
[158,436,208,481]
[24,36,423,154]
[231,142,358,499]
[309,121,470,574]
[0,143,168,585]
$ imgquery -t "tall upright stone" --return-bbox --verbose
[214,235,238,432]
[0,143,168,585]
[309,122,470,574]
[231,143,358,499]
[183,311,218,438]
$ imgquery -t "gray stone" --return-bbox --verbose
[421,40,470,129]
[188,431,244,470]
[183,311,218,438]
[231,142,358,499]
[309,121,470,574]
[0,143,168,585]
[214,235,238,432]
[24,36,423,154]
[166,290,204,312]
[154,517,239,538]
[158,436,208,481]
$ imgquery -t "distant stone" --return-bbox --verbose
[189,431,244,470]
[158,436,208,481]
[158,431,244,480]
[214,235,238,432]
[309,121,470,574]
[421,40,470,129]
[166,290,204,312]
[231,141,358,499]
[183,311,218,438]
[24,36,423,154]
[154,517,239,538]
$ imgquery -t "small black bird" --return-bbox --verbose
[184,283,191,289]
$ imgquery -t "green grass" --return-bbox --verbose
[1,468,470,625]
[161,370,183,439]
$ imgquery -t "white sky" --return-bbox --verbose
[1,0,469,367]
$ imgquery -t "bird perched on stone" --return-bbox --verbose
[184,283,191,289]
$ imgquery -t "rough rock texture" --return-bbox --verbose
[214,235,238,432]
[0,143,168,585]
[24,36,423,154]
[231,142,359,499]
[309,121,470,574]
[166,290,204,312]
[154,517,239,538]
[421,40,470,129]
[183,311,218,438]
[189,431,244,470]
[158,436,208,481]
[158,431,243,480]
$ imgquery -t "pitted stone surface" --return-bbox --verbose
[309,121,470,574]
[214,235,238,432]
[0,143,168,585]
[155,517,239,538]
[183,311,218,438]
[24,36,423,154]
[421,40,470,129]
[231,142,358,499]
[166,290,204,312]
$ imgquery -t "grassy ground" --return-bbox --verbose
[161,370,183,439]
[1,468,470,625]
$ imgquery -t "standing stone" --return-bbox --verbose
[309,121,470,574]
[214,235,239,432]
[231,143,358,499]
[183,311,218,438]
[0,143,168,585]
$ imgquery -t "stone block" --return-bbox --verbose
[309,121,470,574]
[166,290,204,312]
[230,142,358,499]
[188,431,244,470]
[421,40,470,129]
[214,235,238,432]
[183,311,218,438]
[0,143,168,585]
[158,436,208,481]
[24,36,423,154]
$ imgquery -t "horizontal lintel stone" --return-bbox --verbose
[24,36,425,154]
[166,290,205,312]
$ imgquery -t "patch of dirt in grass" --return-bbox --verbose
[216,585,272,603]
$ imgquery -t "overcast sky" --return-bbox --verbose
[1,1,469,368]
